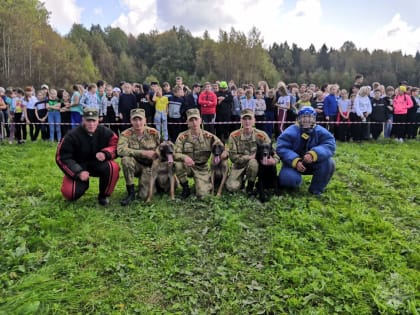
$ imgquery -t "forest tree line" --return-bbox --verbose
[2,0,420,90]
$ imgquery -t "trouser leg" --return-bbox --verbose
[308,159,335,194]
[89,160,120,197]
[278,166,302,188]
[61,175,89,201]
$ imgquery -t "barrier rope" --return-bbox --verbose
[1,120,418,126]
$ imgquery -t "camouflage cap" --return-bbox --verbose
[240,109,254,119]
[186,108,201,120]
[83,107,99,120]
[130,108,146,119]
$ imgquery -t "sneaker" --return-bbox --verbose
[399,138,404,143]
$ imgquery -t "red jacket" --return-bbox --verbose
[198,91,217,115]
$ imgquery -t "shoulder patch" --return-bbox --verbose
[121,129,133,137]
[203,131,214,138]
[177,131,188,140]
[255,129,269,141]
[230,130,241,137]
[147,127,158,135]
[256,133,266,140]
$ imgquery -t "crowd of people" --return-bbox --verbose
[0,75,419,145]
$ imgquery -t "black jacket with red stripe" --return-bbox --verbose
[56,125,118,179]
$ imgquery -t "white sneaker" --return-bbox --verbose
[399,138,404,143]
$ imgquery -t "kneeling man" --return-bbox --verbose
[118,108,160,205]
[174,108,226,198]
[276,106,336,195]
[56,107,120,205]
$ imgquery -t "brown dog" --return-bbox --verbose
[146,141,177,203]
[211,142,228,197]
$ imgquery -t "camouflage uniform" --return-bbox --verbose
[174,129,222,197]
[226,127,279,192]
[117,126,160,200]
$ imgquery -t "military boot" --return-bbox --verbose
[246,181,255,196]
[120,185,135,206]
[180,182,191,199]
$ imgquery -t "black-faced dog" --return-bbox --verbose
[146,141,178,203]
[211,142,228,197]
[255,142,279,202]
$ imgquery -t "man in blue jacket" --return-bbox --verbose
[276,106,336,195]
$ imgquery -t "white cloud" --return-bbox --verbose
[43,0,83,34]
[112,0,286,44]
[367,14,420,55]
[111,0,158,35]
[110,0,420,56]
[216,0,285,45]
[274,0,326,48]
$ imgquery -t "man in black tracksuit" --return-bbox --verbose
[56,107,120,205]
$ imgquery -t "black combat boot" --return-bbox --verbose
[120,185,135,206]
[180,182,191,199]
[246,181,255,196]
[98,195,109,206]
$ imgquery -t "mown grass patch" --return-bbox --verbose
[0,140,419,314]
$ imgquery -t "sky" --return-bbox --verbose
[43,0,420,56]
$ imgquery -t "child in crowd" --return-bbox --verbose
[70,84,84,128]
[286,83,299,129]
[12,88,26,144]
[414,89,420,138]
[5,89,15,143]
[162,82,173,98]
[382,86,394,138]
[241,88,256,112]
[275,83,290,135]
[254,90,266,129]
[60,90,72,137]
[168,86,186,142]
[80,83,100,110]
[153,86,169,141]
[296,91,312,110]
[100,85,119,135]
[264,88,276,139]
[312,90,325,126]
[393,86,413,142]
[46,89,61,142]
[23,86,39,141]
[407,87,419,139]
[370,89,387,140]
[230,88,241,132]
[0,92,6,141]
[348,93,358,141]
[336,89,351,141]
[323,84,339,135]
[119,83,138,131]
[35,90,49,140]
[353,86,372,142]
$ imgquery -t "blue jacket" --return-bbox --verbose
[323,94,338,117]
[276,124,336,168]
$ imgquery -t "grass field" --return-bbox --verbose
[0,140,419,314]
